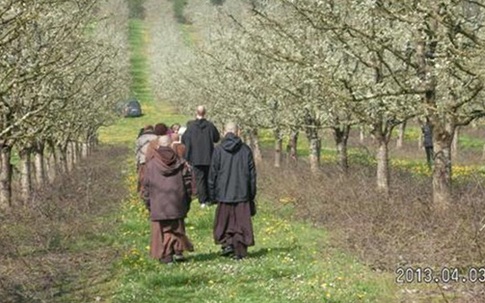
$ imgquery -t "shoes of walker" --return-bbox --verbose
[220,245,235,257]
[160,254,187,264]
[173,254,187,262]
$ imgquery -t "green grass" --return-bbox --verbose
[112,179,396,303]
[459,133,485,149]
[99,16,397,303]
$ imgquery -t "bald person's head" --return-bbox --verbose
[224,122,239,135]
[196,105,206,118]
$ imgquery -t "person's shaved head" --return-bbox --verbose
[224,122,238,134]
[196,105,206,117]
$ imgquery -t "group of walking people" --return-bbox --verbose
[135,105,257,264]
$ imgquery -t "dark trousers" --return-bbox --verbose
[425,146,434,167]
[193,165,210,204]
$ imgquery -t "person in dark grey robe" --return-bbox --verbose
[422,120,434,168]
[182,106,220,207]
[208,122,257,260]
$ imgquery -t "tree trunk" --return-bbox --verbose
[418,127,423,149]
[308,137,321,174]
[286,129,298,163]
[75,142,81,163]
[0,144,13,209]
[71,141,78,166]
[359,126,365,143]
[18,148,32,204]
[46,147,58,183]
[376,136,390,196]
[66,142,74,172]
[57,146,68,174]
[451,126,459,161]
[249,129,263,166]
[432,124,454,210]
[274,129,282,168]
[88,132,98,153]
[333,126,350,173]
[241,130,250,145]
[396,121,406,149]
[81,142,89,159]
[33,142,46,187]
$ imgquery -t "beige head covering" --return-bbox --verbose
[158,135,172,147]
[178,126,187,136]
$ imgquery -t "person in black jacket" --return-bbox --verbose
[182,105,220,207]
[422,119,434,168]
[208,122,257,260]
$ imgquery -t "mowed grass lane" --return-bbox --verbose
[99,19,396,303]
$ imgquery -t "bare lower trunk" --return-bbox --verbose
[286,130,298,163]
[19,148,32,204]
[274,129,282,168]
[72,142,78,166]
[451,126,459,161]
[396,121,406,149]
[47,147,58,183]
[76,142,81,163]
[432,130,453,210]
[92,138,98,151]
[33,142,46,187]
[249,129,263,166]
[57,146,68,174]
[0,145,13,209]
[81,142,89,159]
[418,128,423,149]
[88,140,95,154]
[308,137,321,174]
[376,137,390,196]
[337,141,348,173]
[88,133,98,153]
[359,127,365,143]
[66,142,74,172]
[333,126,350,173]
[241,132,248,144]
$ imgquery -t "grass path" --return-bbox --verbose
[97,18,397,303]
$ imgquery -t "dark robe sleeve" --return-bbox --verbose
[248,148,257,201]
[182,162,193,198]
[212,123,220,143]
[141,166,150,211]
[208,148,220,202]
[181,126,191,161]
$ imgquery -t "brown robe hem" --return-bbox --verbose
[213,202,254,257]
[150,219,194,260]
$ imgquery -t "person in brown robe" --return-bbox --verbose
[144,123,169,161]
[208,122,257,260]
[170,133,186,159]
[171,128,197,198]
[142,135,194,264]
[139,123,170,196]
